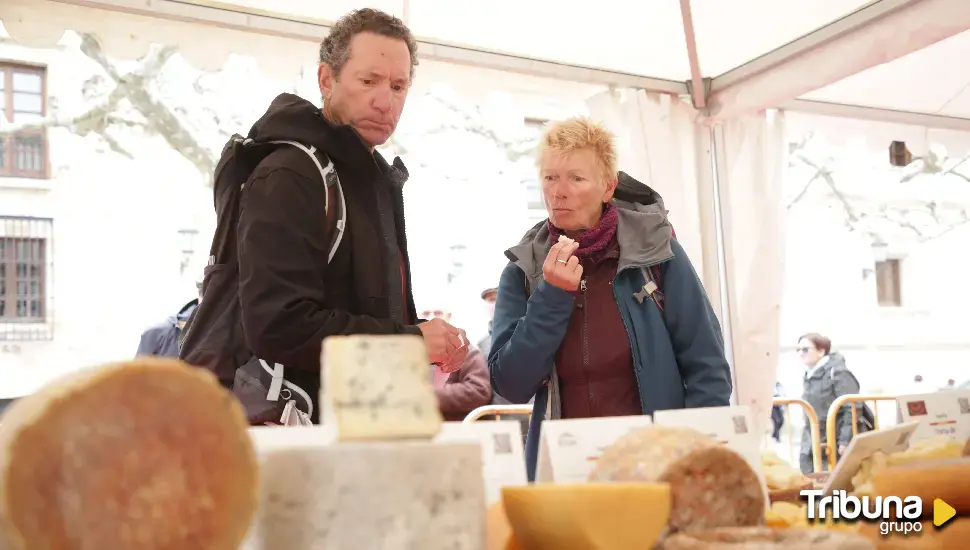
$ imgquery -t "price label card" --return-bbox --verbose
[535,415,654,483]
[653,405,766,490]
[823,421,919,494]
[896,390,970,443]
[434,421,527,504]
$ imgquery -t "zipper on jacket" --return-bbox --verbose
[580,276,593,413]
[613,268,644,412]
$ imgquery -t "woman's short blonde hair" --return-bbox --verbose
[537,117,618,184]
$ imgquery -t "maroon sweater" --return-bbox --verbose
[554,239,642,418]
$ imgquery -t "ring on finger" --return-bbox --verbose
[556,259,567,264]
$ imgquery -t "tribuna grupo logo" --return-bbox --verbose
[800,490,922,535]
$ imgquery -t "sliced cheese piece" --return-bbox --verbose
[242,439,485,549]
[590,426,765,534]
[0,359,258,550]
[871,457,970,516]
[501,483,671,549]
[659,527,875,550]
[320,334,443,440]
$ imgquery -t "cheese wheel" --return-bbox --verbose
[590,426,765,534]
[871,457,970,516]
[0,359,258,550]
[659,527,875,549]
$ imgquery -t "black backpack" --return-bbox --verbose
[179,135,345,425]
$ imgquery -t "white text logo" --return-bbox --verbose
[800,490,923,535]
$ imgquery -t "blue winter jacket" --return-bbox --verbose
[488,182,732,480]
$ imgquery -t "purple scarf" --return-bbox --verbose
[547,204,619,265]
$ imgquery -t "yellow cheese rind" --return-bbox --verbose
[321,335,443,441]
[501,483,671,549]
[0,359,258,550]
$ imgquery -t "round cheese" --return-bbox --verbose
[659,527,875,549]
[590,426,765,534]
[0,359,258,550]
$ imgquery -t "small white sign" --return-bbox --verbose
[434,421,527,504]
[822,421,920,494]
[535,415,654,483]
[653,405,766,493]
[896,390,970,443]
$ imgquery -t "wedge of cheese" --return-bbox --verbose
[242,436,486,549]
[320,334,443,440]
[0,359,258,550]
[501,483,671,549]
[590,426,765,534]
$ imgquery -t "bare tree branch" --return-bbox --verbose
[78,33,217,176]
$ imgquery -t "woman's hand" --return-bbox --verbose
[543,237,583,292]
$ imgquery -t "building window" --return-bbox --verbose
[1,63,48,179]
[875,259,901,307]
[1,216,53,341]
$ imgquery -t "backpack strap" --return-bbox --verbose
[265,140,346,263]
[242,139,347,413]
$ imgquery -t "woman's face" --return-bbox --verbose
[796,338,823,367]
[540,148,616,232]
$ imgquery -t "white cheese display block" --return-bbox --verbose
[241,437,486,550]
[320,334,443,441]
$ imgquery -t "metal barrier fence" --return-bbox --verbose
[772,398,823,473]
[825,394,899,470]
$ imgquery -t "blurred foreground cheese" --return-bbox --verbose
[590,426,765,534]
[243,427,486,550]
[501,483,671,549]
[320,334,443,440]
[0,359,258,550]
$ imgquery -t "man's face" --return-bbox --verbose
[318,31,411,148]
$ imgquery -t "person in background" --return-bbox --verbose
[422,306,491,421]
[797,332,860,474]
[136,280,202,358]
[489,116,732,480]
[770,381,785,442]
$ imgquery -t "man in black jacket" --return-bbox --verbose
[188,8,468,415]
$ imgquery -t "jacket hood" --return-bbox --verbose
[167,299,198,327]
[505,171,674,280]
[246,93,408,185]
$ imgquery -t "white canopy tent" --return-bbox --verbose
[3,0,970,435]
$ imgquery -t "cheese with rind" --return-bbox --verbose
[242,434,486,550]
[590,426,765,534]
[320,334,443,440]
[0,359,258,550]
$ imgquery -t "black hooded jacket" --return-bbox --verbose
[202,93,422,394]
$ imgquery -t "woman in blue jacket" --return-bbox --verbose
[488,117,733,480]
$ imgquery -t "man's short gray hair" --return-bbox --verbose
[319,8,419,81]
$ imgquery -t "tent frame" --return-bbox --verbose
[49,0,970,129]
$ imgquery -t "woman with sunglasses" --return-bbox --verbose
[796,332,860,474]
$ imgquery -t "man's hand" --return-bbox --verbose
[418,317,468,373]
[543,236,583,292]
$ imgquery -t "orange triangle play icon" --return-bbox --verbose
[934,498,956,527]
